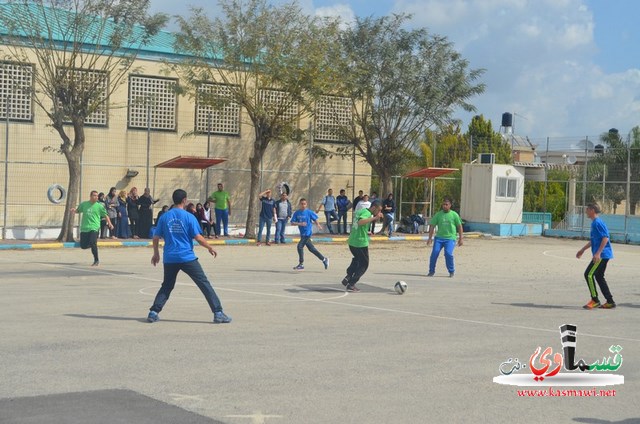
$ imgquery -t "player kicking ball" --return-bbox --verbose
[290,198,329,271]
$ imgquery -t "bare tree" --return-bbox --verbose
[173,0,340,238]
[0,0,167,241]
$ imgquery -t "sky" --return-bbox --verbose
[149,0,640,147]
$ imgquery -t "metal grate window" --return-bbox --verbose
[195,83,240,135]
[128,75,177,131]
[258,88,298,122]
[0,62,34,121]
[58,67,108,126]
[314,95,352,142]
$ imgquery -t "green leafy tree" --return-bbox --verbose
[0,0,167,241]
[594,128,640,214]
[173,0,339,237]
[466,115,511,164]
[332,14,484,197]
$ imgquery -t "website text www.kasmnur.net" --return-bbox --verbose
[516,388,617,397]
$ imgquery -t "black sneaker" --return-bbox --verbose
[92,260,99,267]
[214,311,232,323]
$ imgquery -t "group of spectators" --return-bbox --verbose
[255,187,397,244]
[97,187,157,239]
[316,189,396,237]
[178,182,233,239]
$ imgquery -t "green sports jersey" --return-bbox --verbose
[77,201,107,232]
[430,210,462,240]
[348,208,372,248]
[211,190,230,210]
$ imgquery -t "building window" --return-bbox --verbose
[496,176,518,199]
[128,75,178,131]
[195,83,240,135]
[58,67,108,126]
[0,62,34,122]
[258,88,298,122]
[314,95,352,142]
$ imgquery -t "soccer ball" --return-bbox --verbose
[394,281,407,295]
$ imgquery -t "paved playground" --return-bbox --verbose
[1,236,639,424]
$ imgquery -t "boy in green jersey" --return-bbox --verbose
[72,190,114,266]
[342,200,383,292]
[427,197,463,277]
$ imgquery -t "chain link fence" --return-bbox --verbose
[0,107,372,239]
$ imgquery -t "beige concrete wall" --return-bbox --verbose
[0,54,372,232]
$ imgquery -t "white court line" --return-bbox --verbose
[3,257,640,343]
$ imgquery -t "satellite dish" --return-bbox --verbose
[566,155,577,165]
[276,182,290,195]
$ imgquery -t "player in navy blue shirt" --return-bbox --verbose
[147,189,231,323]
[576,203,616,309]
[290,198,329,271]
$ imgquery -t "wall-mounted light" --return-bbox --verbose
[125,169,139,178]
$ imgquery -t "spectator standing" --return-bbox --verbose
[138,187,158,239]
[116,190,132,238]
[369,191,378,235]
[209,183,231,237]
[97,192,107,239]
[352,190,364,212]
[381,193,396,237]
[336,189,351,235]
[274,192,292,244]
[127,187,140,239]
[200,201,215,238]
[316,188,338,234]
[257,189,276,246]
[105,187,119,239]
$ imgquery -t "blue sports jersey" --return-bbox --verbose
[154,208,202,263]
[590,217,613,259]
[291,209,318,237]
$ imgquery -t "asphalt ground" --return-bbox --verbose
[1,237,639,424]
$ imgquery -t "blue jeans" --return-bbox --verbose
[429,237,456,273]
[297,236,325,264]
[384,213,394,236]
[257,217,273,242]
[215,208,229,236]
[275,218,288,243]
[337,210,348,234]
[150,259,223,314]
[324,210,338,234]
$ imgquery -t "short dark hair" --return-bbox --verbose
[370,199,382,208]
[586,203,601,214]
[172,189,187,205]
[299,198,307,203]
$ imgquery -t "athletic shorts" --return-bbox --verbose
[80,231,98,249]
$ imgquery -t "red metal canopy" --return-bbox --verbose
[403,167,458,179]
[155,156,227,170]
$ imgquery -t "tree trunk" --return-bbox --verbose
[56,124,84,242]
[244,133,267,239]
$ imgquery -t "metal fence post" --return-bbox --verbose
[2,96,9,239]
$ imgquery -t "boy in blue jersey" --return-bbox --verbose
[576,203,616,309]
[147,189,231,323]
[290,198,329,271]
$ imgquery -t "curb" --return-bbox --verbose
[0,233,483,251]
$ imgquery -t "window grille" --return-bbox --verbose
[0,62,34,121]
[58,67,108,126]
[195,83,240,135]
[314,95,352,142]
[128,75,177,130]
[258,89,298,122]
